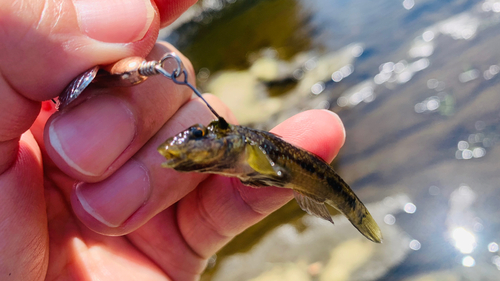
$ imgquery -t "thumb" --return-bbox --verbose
[0,0,159,101]
[0,0,161,170]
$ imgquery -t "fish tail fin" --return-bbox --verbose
[290,166,382,243]
[320,172,383,243]
[293,188,382,243]
[325,196,383,243]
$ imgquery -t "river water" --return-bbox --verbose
[162,0,500,280]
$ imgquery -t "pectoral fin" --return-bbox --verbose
[293,190,333,223]
[245,143,282,177]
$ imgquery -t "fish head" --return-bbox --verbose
[157,120,242,172]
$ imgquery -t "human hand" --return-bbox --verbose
[0,0,346,280]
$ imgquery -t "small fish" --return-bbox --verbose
[158,118,382,243]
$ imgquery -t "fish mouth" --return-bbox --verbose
[158,147,186,168]
[161,158,181,168]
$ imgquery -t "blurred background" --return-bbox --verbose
[160,0,500,280]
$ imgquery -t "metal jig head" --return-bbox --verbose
[57,53,224,124]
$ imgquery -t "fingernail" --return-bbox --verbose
[73,0,155,43]
[76,160,151,227]
[49,95,136,176]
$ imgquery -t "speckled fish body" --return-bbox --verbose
[158,118,382,243]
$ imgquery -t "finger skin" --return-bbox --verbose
[156,0,199,27]
[0,132,48,281]
[0,1,197,280]
[0,0,195,100]
[44,42,195,183]
[0,0,195,173]
[0,76,41,173]
[0,1,159,101]
[69,95,236,236]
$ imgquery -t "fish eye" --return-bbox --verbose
[189,126,205,139]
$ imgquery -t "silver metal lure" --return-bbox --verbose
[57,53,220,118]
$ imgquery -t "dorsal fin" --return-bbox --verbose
[267,131,282,138]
